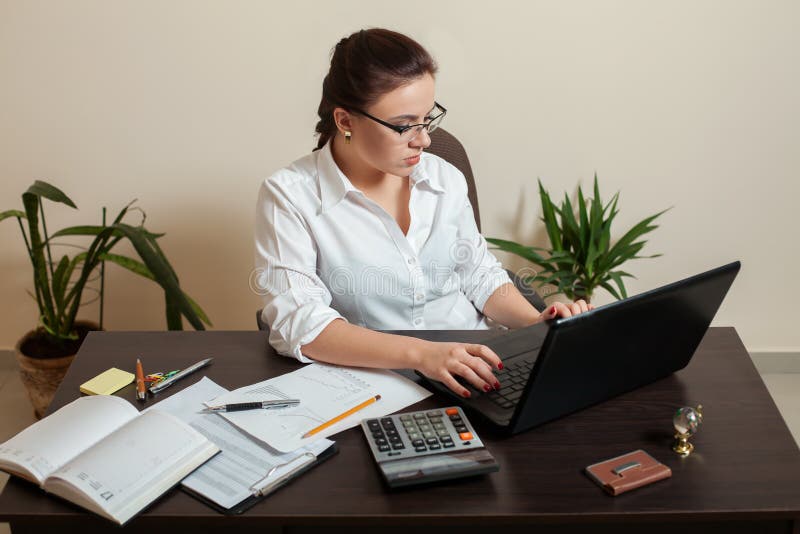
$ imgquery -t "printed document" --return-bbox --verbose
[209,364,431,452]
[148,377,333,510]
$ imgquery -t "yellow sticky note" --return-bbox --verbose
[79,368,136,396]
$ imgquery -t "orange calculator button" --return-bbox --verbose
[445,408,459,416]
[459,432,473,441]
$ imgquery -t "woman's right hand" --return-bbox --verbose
[413,341,503,398]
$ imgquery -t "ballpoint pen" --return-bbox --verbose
[202,399,301,413]
[302,394,381,438]
[148,357,213,394]
[135,358,146,401]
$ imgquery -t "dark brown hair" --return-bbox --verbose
[313,28,438,151]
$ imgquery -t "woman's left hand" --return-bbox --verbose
[539,299,594,321]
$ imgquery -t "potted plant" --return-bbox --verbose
[487,175,669,303]
[1,181,211,417]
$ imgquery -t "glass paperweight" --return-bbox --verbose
[672,405,703,456]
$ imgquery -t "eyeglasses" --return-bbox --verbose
[351,102,447,142]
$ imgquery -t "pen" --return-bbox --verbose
[302,394,381,439]
[135,358,146,401]
[202,399,301,412]
[148,357,213,394]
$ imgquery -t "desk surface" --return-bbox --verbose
[1,327,799,530]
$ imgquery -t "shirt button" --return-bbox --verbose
[407,257,416,265]
[415,294,424,301]
[413,318,423,326]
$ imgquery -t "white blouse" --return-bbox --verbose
[254,139,512,363]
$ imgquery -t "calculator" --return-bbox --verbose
[361,406,499,488]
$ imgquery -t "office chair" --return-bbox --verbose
[256,128,546,332]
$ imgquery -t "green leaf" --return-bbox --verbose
[596,192,619,255]
[577,185,589,254]
[50,225,164,241]
[165,294,183,330]
[25,181,77,209]
[607,270,630,299]
[185,293,212,327]
[51,255,71,310]
[0,209,27,223]
[538,180,562,252]
[112,199,138,225]
[485,237,550,265]
[599,281,623,300]
[98,252,210,327]
[57,252,88,310]
[559,193,580,252]
[22,192,56,330]
[606,209,669,260]
[111,223,205,330]
[97,252,154,280]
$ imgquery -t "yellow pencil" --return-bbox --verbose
[302,394,381,438]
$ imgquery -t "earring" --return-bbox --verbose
[344,131,351,144]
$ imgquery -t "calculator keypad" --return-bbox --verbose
[362,406,484,462]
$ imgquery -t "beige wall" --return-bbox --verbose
[1,1,797,352]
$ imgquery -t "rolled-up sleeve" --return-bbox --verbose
[254,179,346,363]
[451,177,512,313]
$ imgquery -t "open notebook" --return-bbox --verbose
[0,395,219,525]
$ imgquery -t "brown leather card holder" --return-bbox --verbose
[585,449,672,496]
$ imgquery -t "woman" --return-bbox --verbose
[255,28,591,398]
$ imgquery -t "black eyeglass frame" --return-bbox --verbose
[350,102,447,137]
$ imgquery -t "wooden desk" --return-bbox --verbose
[1,327,798,533]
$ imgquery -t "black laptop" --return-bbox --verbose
[416,261,741,435]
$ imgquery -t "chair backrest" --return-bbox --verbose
[427,129,545,312]
[427,128,482,232]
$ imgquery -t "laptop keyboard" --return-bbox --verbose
[469,358,535,410]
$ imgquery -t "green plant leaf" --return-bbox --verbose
[111,223,205,330]
[559,193,580,253]
[165,294,183,330]
[600,221,665,275]
[22,192,57,330]
[599,281,623,300]
[538,180,562,252]
[96,250,209,326]
[50,225,164,241]
[0,209,27,223]
[185,293,212,327]
[51,255,71,310]
[577,185,589,254]
[607,270,631,299]
[596,192,619,255]
[485,237,550,265]
[142,230,213,326]
[26,181,77,209]
[97,252,154,280]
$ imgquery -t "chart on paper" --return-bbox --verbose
[207,363,431,453]
[210,364,375,452]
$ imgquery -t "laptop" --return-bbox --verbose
[416,261,741,435]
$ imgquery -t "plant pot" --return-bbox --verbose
[14,320,100,419]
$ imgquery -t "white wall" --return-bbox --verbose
[1,0,797,352]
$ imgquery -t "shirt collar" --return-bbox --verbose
[317,139,445,214]
[317,140,358,213]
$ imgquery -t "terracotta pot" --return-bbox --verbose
[14,320,99,419]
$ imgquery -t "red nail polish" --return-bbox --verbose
[462,390,471,398]
[550,306,557,314]
[494,382,501,390]
[498,363,504,370]
[483,384,491,392]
